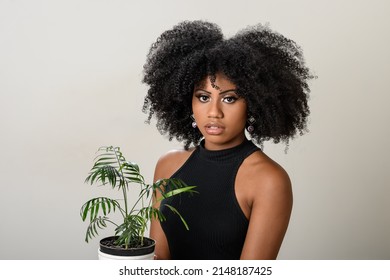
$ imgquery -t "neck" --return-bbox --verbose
[203,135,247,151]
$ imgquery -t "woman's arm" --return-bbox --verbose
[150,149,194,259]
[150,154,172,260]
[150,203,171,259]
[239,156,293,260]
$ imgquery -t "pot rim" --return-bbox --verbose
[99,236,156,256]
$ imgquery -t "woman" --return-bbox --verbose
[142,20,313,259]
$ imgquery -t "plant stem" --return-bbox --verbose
[113,147,128,216]
[129,184,147,214]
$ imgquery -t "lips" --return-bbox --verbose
[204,122,225,135]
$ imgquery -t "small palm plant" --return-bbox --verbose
[80,146,196,249]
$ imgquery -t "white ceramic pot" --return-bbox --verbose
[98,249,154,260]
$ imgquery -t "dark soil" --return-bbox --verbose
[99,236,155,256]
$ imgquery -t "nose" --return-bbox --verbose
[207,99,223,119]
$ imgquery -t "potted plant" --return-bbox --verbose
[80,146,196,260]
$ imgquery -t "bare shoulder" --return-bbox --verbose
[238,150,293,259]
[249,151,290,187]
[153,147,196,181]
[237,150,292,208]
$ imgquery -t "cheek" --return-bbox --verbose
[239,106,248,129]
[192,100,208,119]
[222,110,247,133]
[231,103,248,126]
[191,97,200,113]
[191,104,200,120]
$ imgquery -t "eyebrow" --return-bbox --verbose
[194,88,237,95]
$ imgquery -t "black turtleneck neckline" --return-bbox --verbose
[198,139,256,162]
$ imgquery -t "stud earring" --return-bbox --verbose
[191,114,197,128]
[246,116,256,133]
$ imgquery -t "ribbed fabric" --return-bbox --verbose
[160,139,260,259]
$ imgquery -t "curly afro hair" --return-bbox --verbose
[142,20,314,150]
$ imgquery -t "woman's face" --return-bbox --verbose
[192,73,247,150]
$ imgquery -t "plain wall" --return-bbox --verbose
[0,0,389,259]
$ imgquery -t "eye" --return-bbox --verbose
[222,96,238,104]
[197,94,210,103]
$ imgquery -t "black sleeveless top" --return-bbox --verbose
[160,139,260,259]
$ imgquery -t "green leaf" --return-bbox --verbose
[84,216,110,243]
[164,204,190,230]
[93,202,100,221]
[101,200,107,215]
[80,197,120,222]
[162,185,198,199]
[81,200,91,221]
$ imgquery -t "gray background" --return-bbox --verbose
[0,0,389,259]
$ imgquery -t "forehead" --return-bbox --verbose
[195,73,237,91]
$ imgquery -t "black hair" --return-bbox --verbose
[142,20,314,150]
